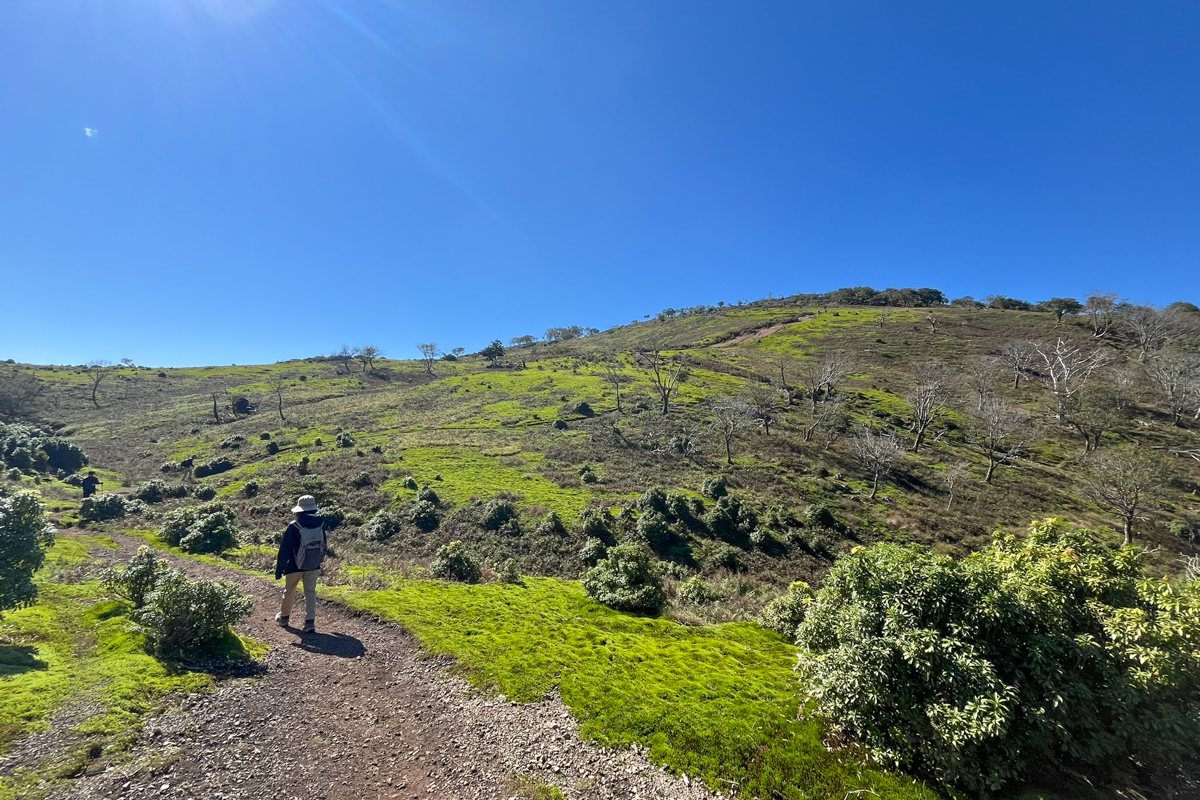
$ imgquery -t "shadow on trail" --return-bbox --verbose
[289,632,366,658]
[0,644,47,677]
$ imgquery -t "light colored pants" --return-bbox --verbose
[280,570,319,622]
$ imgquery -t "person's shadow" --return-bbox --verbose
[288,631,366,658]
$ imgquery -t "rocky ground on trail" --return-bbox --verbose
[48,534,721,800]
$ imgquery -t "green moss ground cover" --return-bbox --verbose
[325,577,944,800]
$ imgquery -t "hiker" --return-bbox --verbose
[80,470,101,498]
[274,495,328,634]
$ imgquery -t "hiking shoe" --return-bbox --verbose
[275,613,289,627]
[302,620,316,634]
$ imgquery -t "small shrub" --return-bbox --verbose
[160,462,177,473]
[5,467,20,481]
[678,576,724,606]
[130,480,168,504]
[749,526,780,551]
[218,435,245,450]
[417,486,439,506]
[636,510,671,547]
[364,509,402,541]
[105,546,166,608]
[701,475,728,499]
[259,432,271,440]
[406,500,439,532]
[583,544,666,615]
[403,476,418,490]
[552,419,568,430]
[242,481,259,498]
[802,502,839,530]
[80,493,128,522]
[370,444,384,454]
[1169,519,1199,544]
[336,432,355,448]
[159,503,237,552]
[352,471,373,489]
[666,493,692,522]
[498,558,523,585]
[758,581,813,640]
[572,401,595,417]
[267,441,280,455]
[430,541,481,583]
[322,503,345,531]
[536,511,566,536]
[194,485,217,501]
[636,487,669,516]
[297,456,309,475]
[483,498,517,531]
[580,537,608,567]
[703,543,741,572]
[579,466,598,484]
[193,457,233,478]
[578,508,614,542]
[164,483,188,499]
[0,492,56,614]
[136,571,252,655]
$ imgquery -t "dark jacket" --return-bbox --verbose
[275,513,326,579]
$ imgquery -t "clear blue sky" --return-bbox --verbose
[2,1,1197,367]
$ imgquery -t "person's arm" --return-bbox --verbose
[275,525,295,580]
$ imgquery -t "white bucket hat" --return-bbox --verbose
[291,495,319,513]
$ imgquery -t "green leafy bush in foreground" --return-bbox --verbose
[158,503,238,553]
[582,543,666,615]
[136,570,253,655]
[795,518,1200,794]
[0,491,55,615]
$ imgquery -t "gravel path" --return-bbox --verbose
[53,534,722,800]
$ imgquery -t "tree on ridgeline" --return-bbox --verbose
[86,360,111,409]
[480,340,505,366]
[417,343,441,376]
[356,346,382,374]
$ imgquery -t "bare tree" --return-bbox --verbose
[1081,446,1166,546]
[357,345,382,374]
[1118,304,1194,362]
[850,428,903,500]
[877,307,893,329]
[272,375,288,422]
[804,395,845,443]
[1083,292,1119,338]
[1145,351,1200,426]
[803,351,851,412]
[417,343,440,376]
[642,350,688,415]
[1033,338,1110,421]
[332,345,355,373]
[969,397,1033,482]
[210,391,222,424]
[774,355,794,407]
[86,360,111,409]
[963,357,1002,411]
[925,312,941,333]
[1064,385,1124,453]
[743,382,779,435]
[711,397,754,464]
[906,363,955,453]
[997,341,1037,389]
[595,353,629,413]
[939,461,970,510]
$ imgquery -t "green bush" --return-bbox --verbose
[795,518,1200,793]
[678,576,724,606]
[130,480,168,504]
[0,491,55,615]
[636,510,671,547]
[193,457,233,478]
[417,486,439,505]
[242,480,259,498]
[266,441,280,455]
[430,541,481,583]
[5,467,19,481]
[164,483,188,499]
[703,542,741,572]
[802,502,839,530]
[136,570,252,655]
[758,581,813,640]
[582,544,666,615]
[193,485,217,501]
[535,511,566,537]
[407,500,439,532]
[336,432,355,448]
[578,465,598,484]
[578,508,613,542]
[1169,518,1199,544]
[701,475,727,499]
[0,423,88,474]
[364,509,401,541]
[483,498,517,531]
[259,432,271,440]
[552,419,568,430]
[105,546,166,608]
[403,476,418,490]
[579,537,607,567]
[498,558,523,585]
[159,503,238,553]
[218,435,245,450]
[80,493,129,522]
[636,487,669,516]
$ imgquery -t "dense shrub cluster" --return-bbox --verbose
[80,493,132,522]
[0,422,87,474]
[193,457,233,478]
[364,509,401,541]
[406,499,439,532]
[429,540,480,583]
[758,581,813,639]
[130,479,187,504]
[106,545,165,607]
[0,491,56,615]
[483,499,517,531]
[582,544,666,614]
[795,519,1200,793]
[159,503,238,553]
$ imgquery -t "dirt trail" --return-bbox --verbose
[55,533,719,800]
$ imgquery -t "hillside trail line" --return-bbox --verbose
[55,531,718,800]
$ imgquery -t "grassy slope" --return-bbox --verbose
[0,533,265,800]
